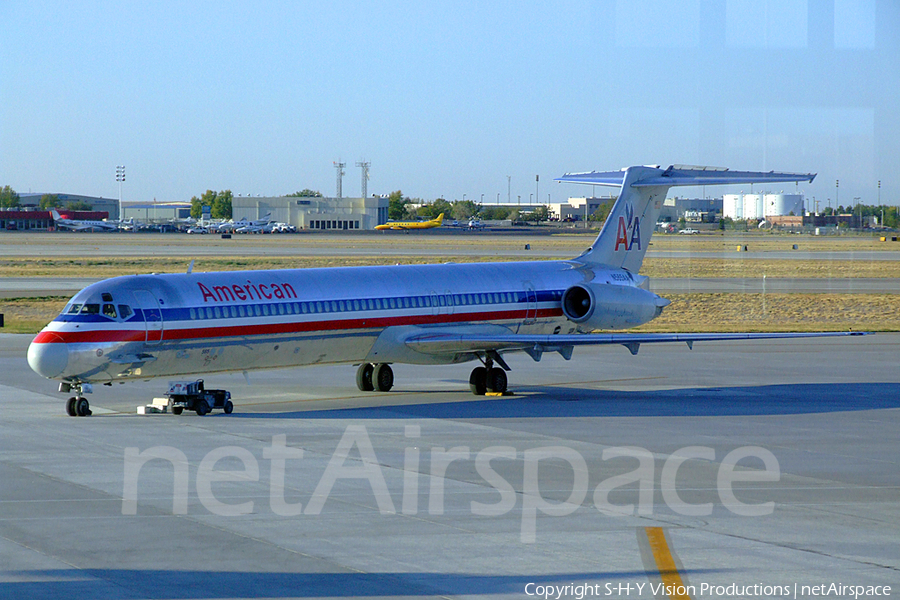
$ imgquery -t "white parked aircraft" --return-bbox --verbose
[28,165,863,417]
[50,209,120,232]
[218,212,272,233]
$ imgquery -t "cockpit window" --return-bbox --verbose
[101,292,114,302]
[81,304,100,315]
[103,304,117,318]
[118,305,133,319]
[67,303,83,314]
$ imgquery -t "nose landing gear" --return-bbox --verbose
[61,383,92,417]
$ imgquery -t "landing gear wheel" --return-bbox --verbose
[373,363,394,392]
[66,397,77,416]
[223,400,234,414]
[75,398,91,417]
[469,366,487,396]
[486,367,508,394]
[196,399,210,416]
[172,407,184,415]
[356,363,375,391]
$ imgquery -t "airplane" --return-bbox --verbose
[27,165,865,417]
[50,209,121,232]
[466,217,486,230]
[375,213,444,231]
[218,212,272,233]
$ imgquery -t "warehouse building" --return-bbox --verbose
[18,194,119,220]
[232,196,389,230]
[121,202,192,222]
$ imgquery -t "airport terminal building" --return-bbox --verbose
[232,196,389,230]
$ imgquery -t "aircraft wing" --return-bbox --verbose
[405,330,867,358]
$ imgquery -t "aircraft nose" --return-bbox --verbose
[27,334,69,379]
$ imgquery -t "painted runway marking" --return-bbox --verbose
[644,526,692,600]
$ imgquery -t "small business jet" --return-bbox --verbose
[218,212,272,233]
[375,213,444,231]
[51,210,120,232]
[28,165,863,416]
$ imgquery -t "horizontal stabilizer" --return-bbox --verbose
[556,165,816,187]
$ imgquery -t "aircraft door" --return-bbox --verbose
[133,290,163,345]
[523,281,537,325]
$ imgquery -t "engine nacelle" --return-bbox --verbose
[561,282,669,331]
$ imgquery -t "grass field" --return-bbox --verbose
[2,231,898,333]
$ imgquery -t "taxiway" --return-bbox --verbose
[1,332,897,599]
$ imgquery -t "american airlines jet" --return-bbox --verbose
[28,165,862,416]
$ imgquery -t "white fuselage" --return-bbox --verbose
[28,260,641,385]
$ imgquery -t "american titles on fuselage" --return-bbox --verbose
[197,280,298,303]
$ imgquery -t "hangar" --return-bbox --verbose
[232,195,389,230]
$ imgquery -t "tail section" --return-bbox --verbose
[433,213,444,226]
[50,209,62,222]
[557,165,816,273]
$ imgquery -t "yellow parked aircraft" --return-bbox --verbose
[375,213,444,231]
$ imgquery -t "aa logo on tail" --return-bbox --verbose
[615,202,641,251]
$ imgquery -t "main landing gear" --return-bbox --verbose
[61,383,92,417]
[468,355,508,396]
[355,355,510,396]
[356,363,394,392]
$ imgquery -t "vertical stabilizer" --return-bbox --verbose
[557,165,816,273]
[565,166,670,272]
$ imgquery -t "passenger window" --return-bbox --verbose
[103,304,117,318]
[214,306,222,319]
[338,300,346,311]
[239,305,246,317]
[190,308,197,320]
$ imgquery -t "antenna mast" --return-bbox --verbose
[356,160,370,199]
[333,161,345,198]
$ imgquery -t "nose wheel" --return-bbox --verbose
[65,396,91,417]
[62,383,93,417]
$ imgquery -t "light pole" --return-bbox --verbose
[116,165,125,222]
[854,197,861,229]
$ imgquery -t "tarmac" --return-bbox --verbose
[1,332,897,599]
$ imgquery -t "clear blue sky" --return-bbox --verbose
[2,1,897,209]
